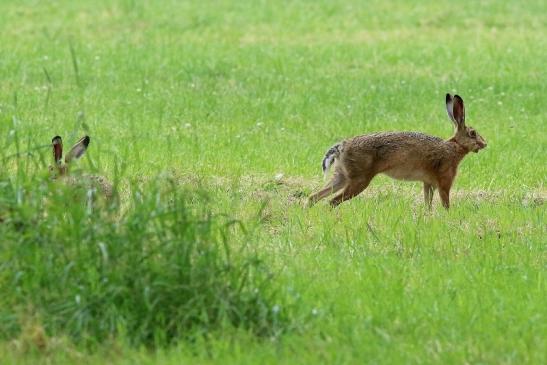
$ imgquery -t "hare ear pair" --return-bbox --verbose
[52,135,90,164]
[446,94,465,130]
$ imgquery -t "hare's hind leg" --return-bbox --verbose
[330,176,372,207]
[308,172,346,207]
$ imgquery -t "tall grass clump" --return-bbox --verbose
[0,170,288,347]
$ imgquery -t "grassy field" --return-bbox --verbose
[0,0,545,364]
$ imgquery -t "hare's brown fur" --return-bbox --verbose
[50,135,113,199]
[309,94,487,209]
[58,174,114,199]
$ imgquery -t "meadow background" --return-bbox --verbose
[0,0,545,364]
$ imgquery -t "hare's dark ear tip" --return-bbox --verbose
[445,93,453,102]
[52,136,62,144]
[454,94,464,102]
[82,135,90,147]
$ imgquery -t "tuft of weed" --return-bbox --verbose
[0,173,290,347]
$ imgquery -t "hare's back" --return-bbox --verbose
[343,132,447,182]
[348,132,444,156]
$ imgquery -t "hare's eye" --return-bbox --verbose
[469,130,476,138]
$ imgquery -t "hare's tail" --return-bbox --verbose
[322,142,342,176]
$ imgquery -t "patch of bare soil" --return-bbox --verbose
[159,170,546,208]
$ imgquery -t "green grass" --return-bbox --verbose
[0,177,290,348]
[0,0,545,364]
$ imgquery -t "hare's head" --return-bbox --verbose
[50,135,90,177]
[446,94,487,153]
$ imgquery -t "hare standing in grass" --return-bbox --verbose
[50,135,113,199]
[308,94,487,209]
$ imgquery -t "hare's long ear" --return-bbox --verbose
[65,136,90,163]
[446,93,465,130]
[52,136,63,165]
[452,95,465,127]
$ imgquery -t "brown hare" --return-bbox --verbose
[50,135,113,199]
[308,94,487,209]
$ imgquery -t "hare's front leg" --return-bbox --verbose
[423,183,435,209]
[438,177,455,209]
[439,189,450,209]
